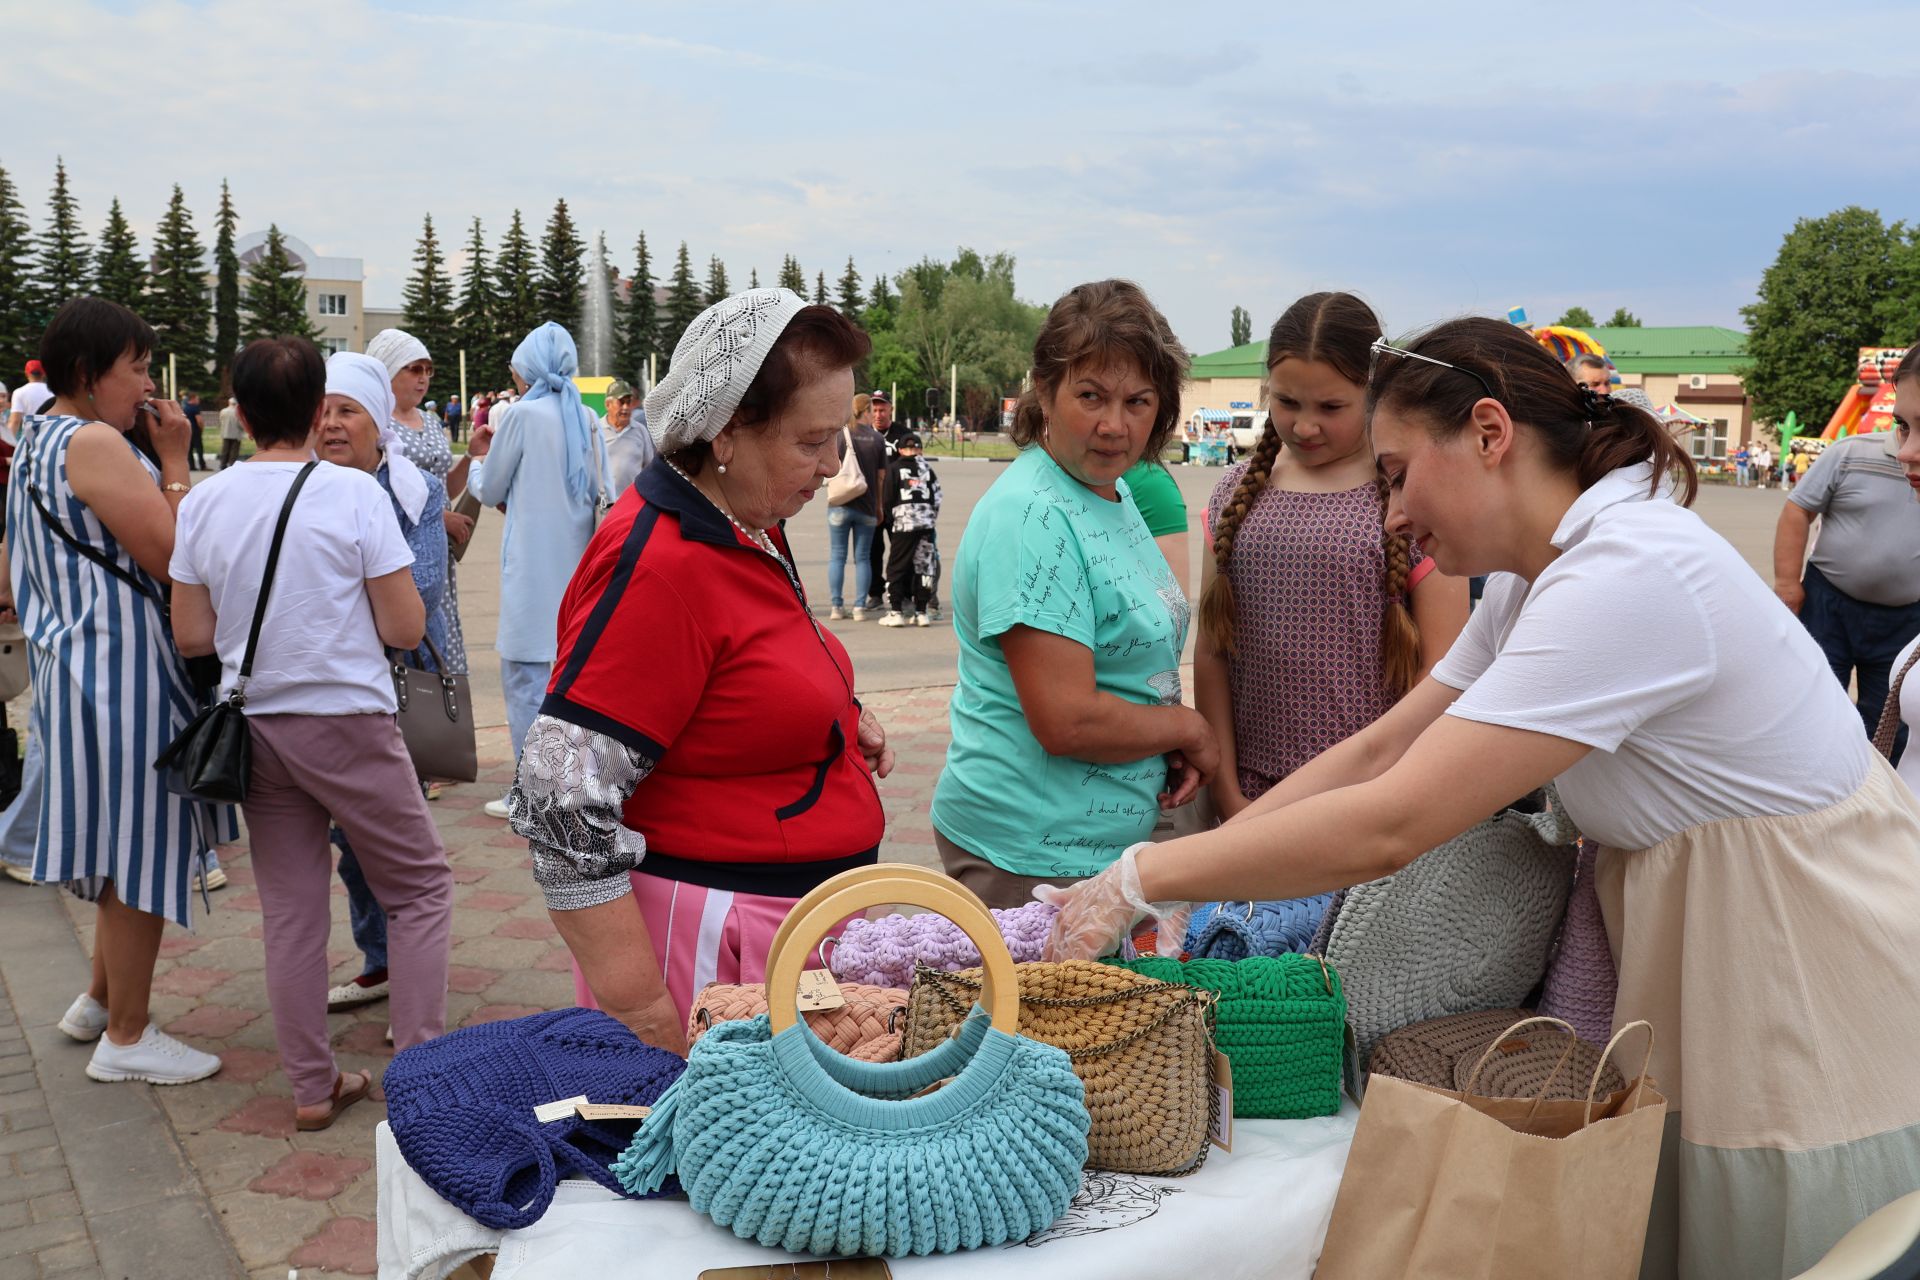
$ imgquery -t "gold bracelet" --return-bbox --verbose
[163,481,191,494]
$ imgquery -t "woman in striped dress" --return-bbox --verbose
[6,299,221,1085]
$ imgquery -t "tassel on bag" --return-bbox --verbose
[611,1074,684,1196]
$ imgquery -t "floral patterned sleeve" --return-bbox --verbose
[508,714,653,911]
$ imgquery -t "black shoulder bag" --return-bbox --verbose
[154,462,318,803]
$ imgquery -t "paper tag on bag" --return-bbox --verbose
[1209,1050,1234,1152]
[574,1102,652,1121]
[796,968,846,1012]
[532,1094,589,1122]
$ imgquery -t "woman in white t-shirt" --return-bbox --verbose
[169,338,453,1133]
[1878,348,1920,788]
[1041,318,1920,1280]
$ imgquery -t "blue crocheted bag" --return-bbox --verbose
[1183,894,1335,960]
[384,1008,685,1229]
[612,1011,1089,1256]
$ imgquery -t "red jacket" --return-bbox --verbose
[544,459,884,893]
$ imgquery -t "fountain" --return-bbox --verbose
[581,232,615,378]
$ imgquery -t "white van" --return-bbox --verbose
[1229,410,1268,452]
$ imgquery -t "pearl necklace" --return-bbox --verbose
[665,460,782,560]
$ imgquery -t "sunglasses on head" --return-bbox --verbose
[1369,338,1497,400]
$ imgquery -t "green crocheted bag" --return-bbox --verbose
[1107,954,1345,1119]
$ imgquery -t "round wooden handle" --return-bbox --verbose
[766,869,1019,1035]
[763,863,964,973]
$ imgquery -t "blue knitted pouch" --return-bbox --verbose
[384,1008,685,1229]
[613,1010,1089,1256]
[1184,894,1335,960]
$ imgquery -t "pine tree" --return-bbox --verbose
[242,224,318,343]
[402,213,457,363]
[869,275,894,310]
[36,158,90,315]
[813,272,829,306]
[704,255,730,307]
[454,217,501,390]
[212,180,241,392]
[749,267,760,290]
[836,257,862,318]
[537,197,584,334]
[146,184,211,380]
[616,231,657,386]
[658,241,703,371]
[494,209,539,354]
[778,255,806,293]
[0,165,34,382]
[93,198,145,310]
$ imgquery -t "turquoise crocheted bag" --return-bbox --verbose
[1108,954,1346,1119]
[613,866,1090,1257]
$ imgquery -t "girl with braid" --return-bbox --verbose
[1194,293,1467,819]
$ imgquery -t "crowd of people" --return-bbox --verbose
[0,276,1917,1278]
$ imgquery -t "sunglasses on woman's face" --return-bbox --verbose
[1369,338,1497,400]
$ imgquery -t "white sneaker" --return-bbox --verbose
[2,862,34,884]
[326,974,390,1011]
[58,992,108,1042]
[484,797,512,820]
[850,607,868,622]
[193,867,228,892]
[915,612,931,627]
[85,1023,221,1085]
[828,606,848,621]
[877,611,908,627]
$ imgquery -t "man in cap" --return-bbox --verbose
[599,379,654,500]
[6,359,51,442]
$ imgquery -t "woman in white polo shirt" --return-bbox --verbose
[1041,318,1920,1280]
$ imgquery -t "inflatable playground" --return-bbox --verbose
[1820,348,1907,441]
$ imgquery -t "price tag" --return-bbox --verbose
[1208,1050,1234,1152]
[574,1102,652,1121]
[532,1094,589,1122]
[796,968,846,1012]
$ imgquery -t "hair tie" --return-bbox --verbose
[1577,385,1611,427]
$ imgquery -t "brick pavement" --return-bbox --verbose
[0,691,954,1278]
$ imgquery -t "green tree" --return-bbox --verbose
[658,241,703,370]
[869,275,894,311]
[36,158,90,315]
[93,198,145,311]
[836,257,862,317]
[212,180,241,392]
[813,271,829,306]
[0,165,33,382]
[1229,305,1252,347]
[146,184,211,380]
[493,209,539,353]
[1554,305,1596,328]
[454,217,501,390]
[1604,307,1642,328]
[537,198,585,335]
[1875,226,1920,345]
[242,223,318,343]
[616,231,657,385]
[748,267,760,289]
[1742,206,1904,425]
[891,248,1045,424]
[704,255,730,307]
[778,255,806,293]
[402,213,457,364]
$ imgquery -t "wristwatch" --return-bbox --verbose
[163,481,191,494]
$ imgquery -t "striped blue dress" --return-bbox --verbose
[6,414,218,928]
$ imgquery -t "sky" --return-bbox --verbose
[9,0,1919,355]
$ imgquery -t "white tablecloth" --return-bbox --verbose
[376,1109,1357,1280]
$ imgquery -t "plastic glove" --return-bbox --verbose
[1035,843,1191,962]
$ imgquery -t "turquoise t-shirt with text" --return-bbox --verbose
[932,447,1191,878]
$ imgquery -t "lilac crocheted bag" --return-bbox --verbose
[827,901,1058,989]
[1535,840,1617,1046]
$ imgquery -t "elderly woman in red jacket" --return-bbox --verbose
[508,290,893,1052]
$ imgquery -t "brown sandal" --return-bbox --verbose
[296,1069,373,1132]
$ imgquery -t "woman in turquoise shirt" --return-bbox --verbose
[931,280,1218,910]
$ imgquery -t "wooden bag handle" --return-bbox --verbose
[766,868,1019,1035]
[764,862,964,972]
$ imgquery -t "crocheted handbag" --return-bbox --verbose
[1534,840,1618,1047]
[612,867,1088,1257]
[826,900,1058,988]
[1183,894,1336,960]
[902,958,1216,1175]
[687,981,906,1062]
[383,1008,685,1229]
[1368,1008,1625,1102]
[1107,954,1346,1119]
[1322,788,1579,1067]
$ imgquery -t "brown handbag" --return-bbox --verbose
[1368,1007,1625,1102]
[686,981,907,1062]
[446,488,483,564]
[390,636,478,783]
[904,959,1217,1176]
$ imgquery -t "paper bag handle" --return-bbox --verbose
[1460,1015,1580,1121]
[1583,1020,1656,1127]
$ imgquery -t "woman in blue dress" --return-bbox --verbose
[6,298,222,1085]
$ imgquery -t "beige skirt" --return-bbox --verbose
[1595,754,1920,1279]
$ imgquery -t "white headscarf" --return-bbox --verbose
[365,328,431,381]
[325,352,430,523]
[645,288,807,455]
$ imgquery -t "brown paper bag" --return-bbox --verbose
[1317,1017,1667,1280]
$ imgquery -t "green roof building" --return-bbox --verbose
[1585,325,1748,377]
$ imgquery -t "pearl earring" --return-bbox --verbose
[717,463,728,474]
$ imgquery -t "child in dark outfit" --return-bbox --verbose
[877,433,942,628]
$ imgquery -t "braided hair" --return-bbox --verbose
[1199,292,1424,696]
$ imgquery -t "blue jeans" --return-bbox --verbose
[827,507,877,608]
[1800,562,1920,758]
[501,658,552,770]
[0,731,42,871]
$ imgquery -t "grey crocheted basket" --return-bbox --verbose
[1324,789,1579,1067]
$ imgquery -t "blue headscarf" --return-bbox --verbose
[509,322,595,505]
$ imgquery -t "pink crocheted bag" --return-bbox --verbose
[686,982,906,1062]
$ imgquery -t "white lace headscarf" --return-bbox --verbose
[325,352,431,523]
[645,289,807,455]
